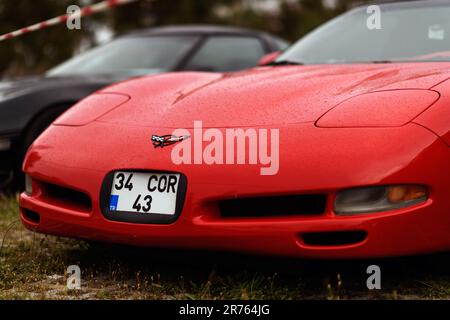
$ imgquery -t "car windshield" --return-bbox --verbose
[277,3,450,64]
[47,36,199,77]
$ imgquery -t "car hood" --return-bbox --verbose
[97,63,450,128]
[0,74,126,100]
[0,76,45,98]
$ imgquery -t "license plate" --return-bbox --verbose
[109,172,180,215]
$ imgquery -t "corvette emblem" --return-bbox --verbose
[151,134,190,148]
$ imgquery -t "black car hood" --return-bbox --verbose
[0,74,127,99]
[0,76,43,97]
[0,74,132,136]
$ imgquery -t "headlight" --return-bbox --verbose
[53,93,130,127]
[316,90,439,128]
[334,185,428,215]
[25,174,33,195]
[0,138,11,151]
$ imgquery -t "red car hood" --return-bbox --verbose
[97,63,450,128]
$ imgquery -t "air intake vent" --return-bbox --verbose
[41,183,92,213]
[302,231,367,246]
[219,194,327,218]
[21,208,40,224]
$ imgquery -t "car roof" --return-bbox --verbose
[122,25,271,38]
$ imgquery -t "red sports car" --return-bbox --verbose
[20,1,450,258]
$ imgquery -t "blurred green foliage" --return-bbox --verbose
[0,0,372,78]
[0,0,93,77]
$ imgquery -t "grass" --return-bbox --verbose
[1,194,450,300]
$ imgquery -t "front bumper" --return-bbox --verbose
[19,122,450,259]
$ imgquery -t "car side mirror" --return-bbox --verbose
[257,51,281,66]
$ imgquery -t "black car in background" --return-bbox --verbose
[0,25,288,189]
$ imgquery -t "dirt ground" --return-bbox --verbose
[1,195,450,300]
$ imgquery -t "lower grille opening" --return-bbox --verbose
[219,194,327,218]
[22,208,40,224]
[41,183,92,213]
[302,231,367,246]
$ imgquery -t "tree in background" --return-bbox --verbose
[277,0,333,41]
[106,0,241,32]
[0,0,374,78]
[0,0,97,77]
[333,0,373,13]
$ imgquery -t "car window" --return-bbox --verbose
[279,5,450,64]
[47,36,199,77]
[184,36,265,72]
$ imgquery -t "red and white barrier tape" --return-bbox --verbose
[0,0,139,42]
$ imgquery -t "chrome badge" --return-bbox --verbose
[151,134,190,148]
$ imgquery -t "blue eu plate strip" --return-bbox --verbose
[109,195,119,211]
